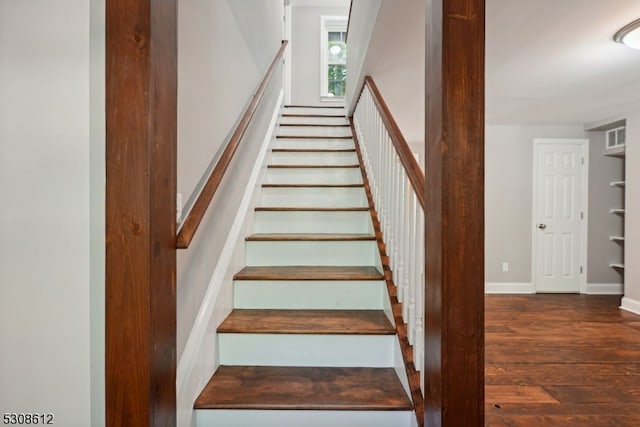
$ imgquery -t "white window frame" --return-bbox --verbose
[320,15,348,102]
[606,125,626,149]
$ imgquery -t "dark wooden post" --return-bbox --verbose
[424,0,485,426]
[106,0,177,425]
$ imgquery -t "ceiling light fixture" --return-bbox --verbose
[614,18,640,49]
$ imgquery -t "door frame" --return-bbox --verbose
[531,138,590,294]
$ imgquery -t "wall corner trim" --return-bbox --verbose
[485,282,535,294]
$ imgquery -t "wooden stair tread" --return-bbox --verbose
[271,148,356,152]
[267,164,360,168]
[195,366,412,410]
[280,123,350,127]
[255,207,369,212]
[282,113,345,118]
[284,105,344,109]
[218,309,395,334]
[262,183,363,188]
[234,266,384,281]
[246,233,375,241]
[276,135,352,139]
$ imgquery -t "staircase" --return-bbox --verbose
[194,106,415,427]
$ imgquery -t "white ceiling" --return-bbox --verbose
[486,0,640,125]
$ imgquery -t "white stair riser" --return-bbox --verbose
[246,241,379,266]
[278,126,352,137]
[233,280,386,309]
[270,151,357,165]
[264,168,362,185]
[273,138,354,150]
[195,409,412,427]
[254,210,373,234]
[280,115,348,125]
[283,107,346,116]
[260,187,367,207]
[218,334,395,367]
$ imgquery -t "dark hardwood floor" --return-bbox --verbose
[486,294,640,426]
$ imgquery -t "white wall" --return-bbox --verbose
[346,0,425,158]
[485,124,621,287]
[178,0,284,212]
[177,0,283,361]
[622,109,640,311]
[177,1,284,425]
[89,0,106,425]
[0,1,93,426]
[290,4,350,106]
[344,0,381,110]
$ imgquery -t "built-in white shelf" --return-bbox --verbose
[596,121,626,282]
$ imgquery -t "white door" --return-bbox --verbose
[533,139,588,293]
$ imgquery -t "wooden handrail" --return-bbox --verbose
[361,76,426,210]
[176,40,288,249]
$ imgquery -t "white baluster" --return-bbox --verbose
[395,167,407,309]
[385,137,394,272]
[391,156,400,287]
[380,131,389,242]
[384,134,394,297]
[402,179,413,327]
[413,206,425,376]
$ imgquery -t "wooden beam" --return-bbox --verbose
[105,0,177,425]
[424,0,485,426]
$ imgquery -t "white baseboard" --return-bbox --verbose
[621,296,640,316]
[485,282,534,294]
[176,89,284,427]
[585,283,624,295]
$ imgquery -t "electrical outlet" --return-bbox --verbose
[176,193,183,222]
[502,262,509,272]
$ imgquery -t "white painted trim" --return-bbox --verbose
[195,409,412,427]
[531,139,589,294]
[621,296,640,315]
[393,337,411,398]
[485,282,535,294]
[319,15,348,99]
[320,95,346,104]
[176,89,283,417]
[585,283,624,295]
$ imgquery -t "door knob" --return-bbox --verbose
[538,223,547,230]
